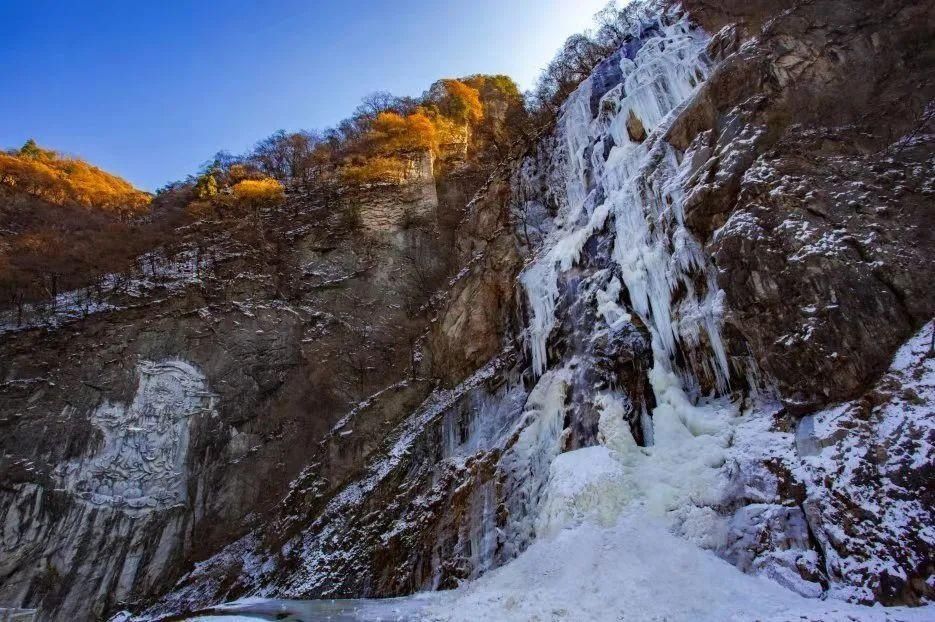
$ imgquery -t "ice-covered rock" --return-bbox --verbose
[57,360,216,511]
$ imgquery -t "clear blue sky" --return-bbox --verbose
[1,0,608,191]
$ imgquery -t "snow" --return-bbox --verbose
[134,6,933,620]
[594,276,631,329]
[497,11,934,606]
[0,248,207,334]
[437,324,930,622]
[526,364,741,553]
[423,515,931,622]
[534,446,629,537]
[416,317,932,620]
[792,320,935,603]
[494,364,574,557]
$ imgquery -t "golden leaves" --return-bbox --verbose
[0,144,151,216]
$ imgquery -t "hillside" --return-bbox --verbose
[0,71,530,620]
[0,140,150,214]
[0,141,155,325]
[0,75,524,334]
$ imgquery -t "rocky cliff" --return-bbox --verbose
[0,146,477,619]
[1,0,933,620]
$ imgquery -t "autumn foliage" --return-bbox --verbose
[179,75,522,192]
[0,140,158,319]
[435,79,484,126]
[0,73,529,322]
[370,111,438,154]
[232,177,285,204]
[333,77,509,185]
[185,174,284,220]
[0,140,151,217]
[340,156,408,184]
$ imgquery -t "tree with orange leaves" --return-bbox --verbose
[370,110,438,154]
[0,141,150,217]
[435,80,484,126]
[341,156,407,184]
[231,177,285,205]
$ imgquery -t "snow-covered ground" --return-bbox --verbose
[422,515,931,622]
[183,320,934,618]
[416,328,932,622]
[185,518,932,621]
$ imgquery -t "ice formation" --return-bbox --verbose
[57,359,216,511]
[521,10,729,391]
[513,6,745,543]
[423,321,935,621]
[423,514,932,622]
[192,510,932,622]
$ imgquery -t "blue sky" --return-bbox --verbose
[1,0,608,190]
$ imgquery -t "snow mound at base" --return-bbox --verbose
[424,515,932,622]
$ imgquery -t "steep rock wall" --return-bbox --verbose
[1,1,932,619]
[0,151,468,620]
[673,0,935,407]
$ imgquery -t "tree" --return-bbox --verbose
[434,80,484,126]
[462,74,528,157]
[230,177,286,228]
[401,231,443,307]
[248,130,324,182]
[203,150,241,173]
[341,156,406,184]
[251,130,291,178]
[231,177,285,205]
[370,110,438,154]
[185,200,217,220]
[193,172,219,200]
[0,147,150,216]
[463,75,523,118]
[228,163,263,183]
[19,139,56,161]
[355,91,398,119]
[527,2,642,120]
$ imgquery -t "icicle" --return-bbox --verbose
[521,11,730,392]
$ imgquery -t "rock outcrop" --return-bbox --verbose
[675,0,935,407]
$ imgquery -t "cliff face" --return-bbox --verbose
[1,1,933,620]
[0,149,486,620]
[676,0,934,408]
[663,0,935,603]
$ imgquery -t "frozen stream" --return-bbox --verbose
[182,596,434,621]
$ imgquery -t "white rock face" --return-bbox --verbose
[57,360,216,511]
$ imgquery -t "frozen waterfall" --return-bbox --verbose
[521,11,730,392]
